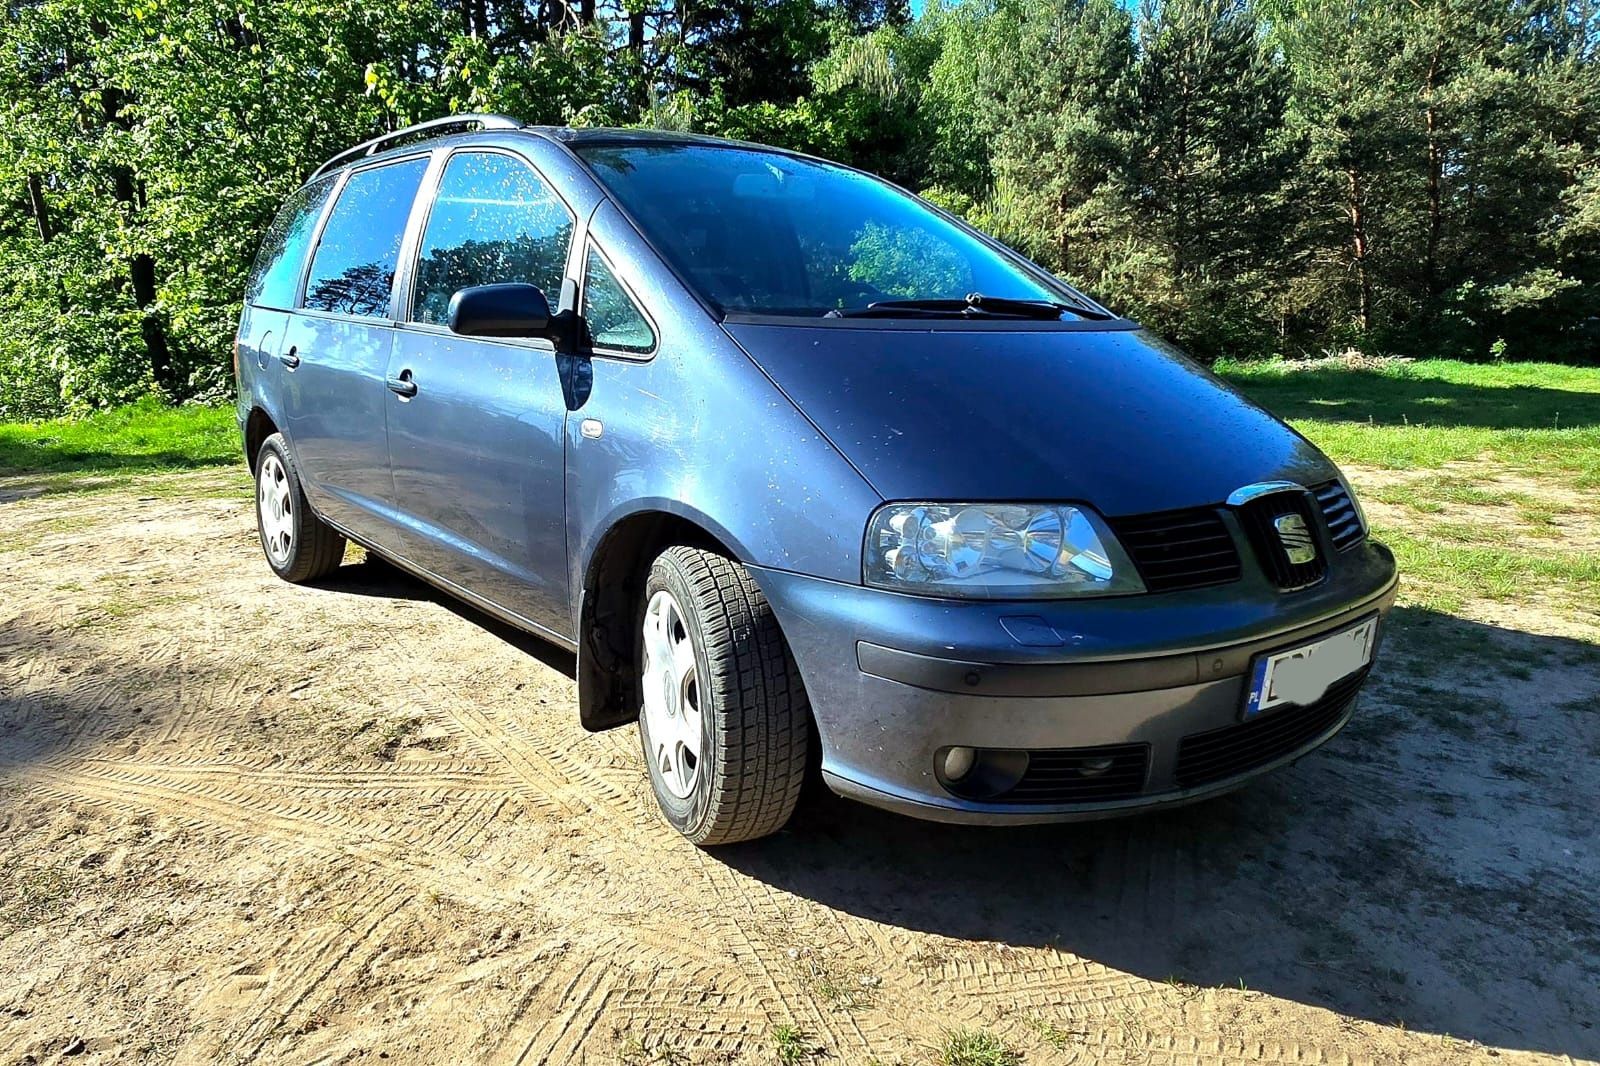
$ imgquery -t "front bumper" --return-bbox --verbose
[750,540,1398,825]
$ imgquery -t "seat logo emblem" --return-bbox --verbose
[1273,513,1317,565]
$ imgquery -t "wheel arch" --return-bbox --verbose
[244,406,280,474]
[575,505,746,732]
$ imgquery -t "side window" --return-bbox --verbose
[582,248,655,354]
[302,157,428,317]
[246,175,336,310]
[412,152,573,326]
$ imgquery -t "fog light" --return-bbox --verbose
[936,746,1031,800]
[942,745,977,781]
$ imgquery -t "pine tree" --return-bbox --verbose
[1114,0,1303,355]
[977,0,1136,288]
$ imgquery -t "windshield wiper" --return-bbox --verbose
[825,292,1113,321]
[968,293,1114,320]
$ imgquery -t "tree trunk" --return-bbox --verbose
[25,175,53,242]
[580,0,594,22]
[1173,63,1191,278]
[628,7,648,112]
[1422,41,1444,298]
[459,0,488,39]
[222,13,257,49]
[102,85,175,394]
[1344,166,1373,332]
[1057,192,1070,274]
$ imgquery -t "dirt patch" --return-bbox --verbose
[1342,460,1600,638]
[1348,459,1600,557]
[2,467,1597,1064]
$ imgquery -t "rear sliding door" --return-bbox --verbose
[278,155,429,550]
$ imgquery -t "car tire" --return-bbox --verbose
[637,546,810,845]
[254,432,345,583]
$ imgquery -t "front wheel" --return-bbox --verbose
[254,433,345,583]
[638,546,810,845]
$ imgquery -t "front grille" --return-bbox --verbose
[997,742,1150,804]
[1312,479,1366,551]
[1235,491,1328,590]
[1174,669,1367,789]
[1109,507,1242,593]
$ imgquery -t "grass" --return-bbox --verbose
[615,1035,689,1066]
[1379,527,1600,610]
[1215,357,1600,486]
[4,358,1595,629]
[1220,357,1600,624]
[771,1024,815,1065]
[369,715,425,761]
[0,863,80,933]
[0,395,237,477]
[938,1029,1021,1066]
[1378,680,1507,739]
[1021,1014,1081,1051]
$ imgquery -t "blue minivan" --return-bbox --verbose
[236,115,1398,845]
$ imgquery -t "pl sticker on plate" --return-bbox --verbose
[1244,617,1378,719]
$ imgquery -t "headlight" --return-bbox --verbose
[864,503,1146,599]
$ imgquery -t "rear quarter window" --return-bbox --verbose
[303,157,430,318]
[246,175,336,310]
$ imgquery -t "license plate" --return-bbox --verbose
[1244,617,1378,719]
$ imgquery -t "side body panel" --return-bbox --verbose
[277,313,404,551]
[380,137,599,640]
[235,305,287,452]
[236,175,342,460]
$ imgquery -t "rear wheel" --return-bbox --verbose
[255,433,345,583]
[638,546,810,845]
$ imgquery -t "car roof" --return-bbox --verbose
[310,115,793,183]
[533,126,761,149]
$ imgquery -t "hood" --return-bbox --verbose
[723,322,1335,516]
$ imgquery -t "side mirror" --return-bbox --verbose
[446,283,552,339]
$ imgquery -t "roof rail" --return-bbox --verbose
[309,113,523,180]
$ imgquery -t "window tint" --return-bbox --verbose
[582,248,654,353]
[575,144,1065,317]
[412,152,573,326]
[247,175,335,309]
[303,158,428,317]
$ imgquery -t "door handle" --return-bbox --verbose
[278,345,300,369]
[386,370,418,398]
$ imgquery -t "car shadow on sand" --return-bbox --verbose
[718,607,1600,1060]
[316,555,578,676]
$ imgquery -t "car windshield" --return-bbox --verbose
[574,142,1075,318]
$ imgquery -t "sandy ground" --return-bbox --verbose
[1,466,1597,1065]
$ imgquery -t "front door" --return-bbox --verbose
[384,149,575,639]
[278,155,430,551]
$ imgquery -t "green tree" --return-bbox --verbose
[1269,0,1600,358]
[1113,0,1303,355]
[4,0,1600,418]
